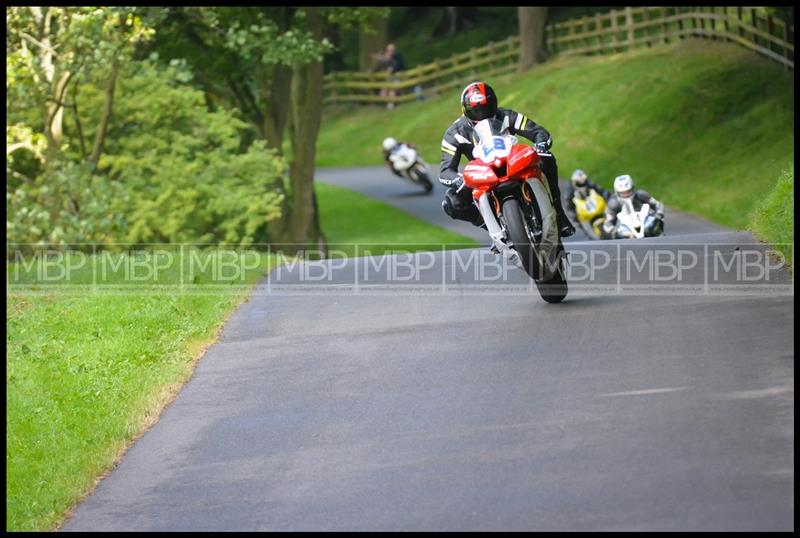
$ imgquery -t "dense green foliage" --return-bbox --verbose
[7,8,288,248]
[317,40,794,235]
[8,58,286,247]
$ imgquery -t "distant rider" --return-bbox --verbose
[563,169,610,224]
[382,137,416,177]
[602,174,665,239]
[438,81,575,237]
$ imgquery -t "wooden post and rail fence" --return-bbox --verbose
[323,6,794,107]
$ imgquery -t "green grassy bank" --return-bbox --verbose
[317,39,794,254]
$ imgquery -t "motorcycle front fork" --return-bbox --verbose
[476,193,524,266]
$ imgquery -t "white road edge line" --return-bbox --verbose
[601,387,690,397]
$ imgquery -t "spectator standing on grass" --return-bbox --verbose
[371,43,406,109]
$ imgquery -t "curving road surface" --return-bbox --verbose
[314,165,732,242]
[63,167,793,531]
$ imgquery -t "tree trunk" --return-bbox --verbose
[288,9,326,253]
[446,7,458,35]
[358,9,388,71]
[257,64,292,152]
[258,64,293,245]
[518,7,548,73]
[90,57,119,169]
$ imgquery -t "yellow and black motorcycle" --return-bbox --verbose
[572,188,607,240]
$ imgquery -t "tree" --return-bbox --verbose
[358,8,389,71]
[6,7,153,170]
[517,7,548,72]
[148,7,384,251]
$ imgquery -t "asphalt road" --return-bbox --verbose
[63,167,793,531]
[314,165,732,242]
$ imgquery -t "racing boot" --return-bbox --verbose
[556,210,575,237]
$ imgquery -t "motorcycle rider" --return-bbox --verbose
[438,81,575,237]
[563,168,610,224]
[382,137,416,178]
[601,174,665,238]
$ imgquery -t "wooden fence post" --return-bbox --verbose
[737,7,745,39]
[709,6,716,39]
[700,6,707,35]
[677,6,684,39]
[766,15,775,54]
[581,17,589,53]
[782,20,790,71]
[721,6,729,43]
[596,13,603,54]
[610,9,619,52]
[625,6,634,50]
[568,18,576,54]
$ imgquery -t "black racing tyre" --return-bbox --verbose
[412,166,433,193]
[418,172,433,193]
[502,198,540,280]
[534,243,568,303]
[503,198,568,303]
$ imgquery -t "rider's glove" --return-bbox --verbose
[535,141,551,154]
[451,174,465,192]
[656,211,665,220]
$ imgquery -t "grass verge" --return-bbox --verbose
[6,250,274,531]
[750,168,794,269]
[316,181,478,255]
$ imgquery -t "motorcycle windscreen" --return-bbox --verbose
[472,118,517,164]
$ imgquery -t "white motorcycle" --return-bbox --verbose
[388,144,434,193]
[614,201,664,239]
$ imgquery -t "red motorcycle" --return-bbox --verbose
[462,117,568,303]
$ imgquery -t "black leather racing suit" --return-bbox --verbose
[602,190,665,238]
[438,109,565,227]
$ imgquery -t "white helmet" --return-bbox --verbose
[382,137,398,152]
[613,174,635,198]
[570,169,588,187]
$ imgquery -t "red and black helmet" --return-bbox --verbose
[460,82,498,123]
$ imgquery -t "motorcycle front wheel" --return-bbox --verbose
[502,198,539,279]
[503,197,568,303]
[412,166,433,193]
[534,243,568,304]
